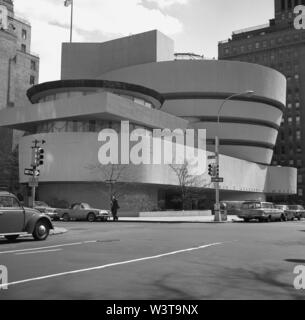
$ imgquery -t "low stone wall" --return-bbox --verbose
[138,210,212,217]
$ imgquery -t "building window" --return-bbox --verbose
[89,120,96,132]
[21,44,26,52]
[288,116,293,125]
[298,175,303,184]
[30,60,36,71]
[296,102,300,109]
[30,75,35,85]
[298,189,303,197]
[255,42,260,49]
[297,160,303,167]
[296,130,301,140]
[22,29,27,40]
[296,116,301,126]
[295,74,300,80]
[297,146,302,154]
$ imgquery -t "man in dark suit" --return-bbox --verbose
[111,195,119,221]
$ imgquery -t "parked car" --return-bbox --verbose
[34,201,59,220]
[238,201,285,222]
[274,205,295,221]
[57,203,111,222]
[286,205,305,221]
[0,191,53,241]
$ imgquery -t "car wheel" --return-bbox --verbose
[87,213,96,222]
[32,220,50,241]
[266,216,272,223]
[62,213,70,222]
[280,214,287,222]
[5,235,19,242]
[244,218,250,223]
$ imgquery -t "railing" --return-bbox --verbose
[232,23,270,35]
[174,52,204,60]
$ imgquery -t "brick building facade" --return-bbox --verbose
[218,0,305,203]
[0,0,39,189]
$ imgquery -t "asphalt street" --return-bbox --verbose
[0,220,305,300]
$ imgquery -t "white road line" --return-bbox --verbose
[0,242,223,289]
[15,249,62,255]
[0,240,97,255]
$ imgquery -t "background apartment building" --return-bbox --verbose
[218,0,305,204]
[0,0,39,190]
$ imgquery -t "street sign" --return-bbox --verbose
[24,169,40,176]
[28,177,38,187]
[24,168,34,176]
[208,155,216,160]
[211,177,224,183]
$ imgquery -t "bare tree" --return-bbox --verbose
[169,161,211,210]
[86,163,128,203]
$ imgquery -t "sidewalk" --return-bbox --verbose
[117,216,242,223]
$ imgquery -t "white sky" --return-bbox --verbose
[13,0,274,83]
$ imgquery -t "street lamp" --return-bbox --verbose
[214,90,254,222]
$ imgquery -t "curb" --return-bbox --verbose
[50,227,68,235]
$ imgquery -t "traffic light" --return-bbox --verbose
[37,147,44,166]
[208,164,213,176]
[31,147,44,167]
[215,165,219,177]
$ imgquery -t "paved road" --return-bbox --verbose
[0,220,305,300]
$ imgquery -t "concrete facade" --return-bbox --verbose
[0,30,297,212]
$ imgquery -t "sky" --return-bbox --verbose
[13,0,274,83]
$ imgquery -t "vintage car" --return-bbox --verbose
[238,201,285,222]
[34,201,59,220]
[0,191,53,241]
[57,203,111,222]
[286,205,305,220]
[274,205,295,221]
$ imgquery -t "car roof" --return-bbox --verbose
[0,191,14,196]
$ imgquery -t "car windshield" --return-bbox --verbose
[35,201,49,207]
[242,202,261,209]
[289,205,299,210]
[82,203,91,209]
[275,205,285,210]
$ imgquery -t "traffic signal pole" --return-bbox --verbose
[214,135,221,222]
[29,139,45,208]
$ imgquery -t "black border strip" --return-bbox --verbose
[195,116,279,130]
[27,80,165,105]
[206,139,275,150]
[162,92,285,112]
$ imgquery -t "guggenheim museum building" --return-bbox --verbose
[0,30,297,214]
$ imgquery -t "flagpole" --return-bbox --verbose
[70,0,73,42]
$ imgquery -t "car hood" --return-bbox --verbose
[24,207,43,216]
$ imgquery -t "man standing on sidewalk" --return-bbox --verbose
[111,195,119,221]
